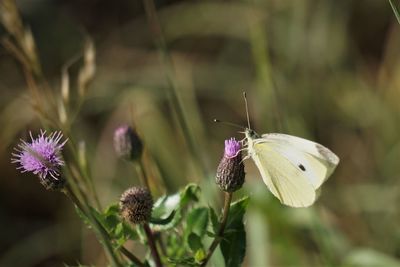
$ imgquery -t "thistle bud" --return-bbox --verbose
[120,187,153,224]
[113,125,143,161]
[216,138,245,192]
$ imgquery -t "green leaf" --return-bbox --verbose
[74,206,92,229]
[220,197,249,267]
[180,183,201,205]
[103,205,120,230]
[208,206,219,234]
[165,233,186,259]
[151,184,201,231]
[185,207,209,239]
[150,210,176,225]
[188,233,203,252]
[88,204,139,246]
[168,257,198,266]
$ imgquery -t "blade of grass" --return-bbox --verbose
[389,0,400,24]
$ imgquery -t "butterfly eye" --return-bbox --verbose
[249,130,258,138]
[298,164,306,171]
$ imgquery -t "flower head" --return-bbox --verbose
[216,137,245,192]
[114,125,143,161]
[120,187,153,224]
[11,130,68,190]
[224,138,241,158]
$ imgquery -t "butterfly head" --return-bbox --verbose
[245,128,260,140]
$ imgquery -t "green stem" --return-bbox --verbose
[64,134,102,210]
[143,223,163,267]
[389,0,400,25]
[135,159,150,191]
[200,192,232,267]
[63,185,122,267]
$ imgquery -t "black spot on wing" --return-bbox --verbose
[298,164,306,171]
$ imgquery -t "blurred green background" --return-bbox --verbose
[1,0,400,266]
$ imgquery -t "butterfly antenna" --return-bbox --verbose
[213,119,246,130]
[243,92,251,129]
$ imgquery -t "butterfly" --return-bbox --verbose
[217,93,340,207]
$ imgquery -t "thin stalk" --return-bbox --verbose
[135,159,150,191]
[201,192,233,267]
[63,134,102,210]
[156,234,167,257]
[389,0,400,25]
[143,223,163,267]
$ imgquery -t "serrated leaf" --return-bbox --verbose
[220,197,249,267]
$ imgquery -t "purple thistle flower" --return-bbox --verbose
[11,130,68,181]
[224,138,241,158]
[216,137,245,192]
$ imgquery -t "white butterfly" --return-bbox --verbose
[243,129,339,208]
[218,93,340,208]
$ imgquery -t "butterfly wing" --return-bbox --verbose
[251,142,317,207]
[261,133,339,188]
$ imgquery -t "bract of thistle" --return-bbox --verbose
[11,130,68,182]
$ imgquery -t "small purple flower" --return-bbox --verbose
[11,130,68,180]
[224,138,241,158]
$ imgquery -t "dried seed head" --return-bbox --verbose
[113,125,143,161]
[120,187,153,224]
[216,138,245,192]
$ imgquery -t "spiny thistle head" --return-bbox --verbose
[120,187,153,224]
[11,130,68,190]
[216,138,245,192]
[113,125,143,161]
